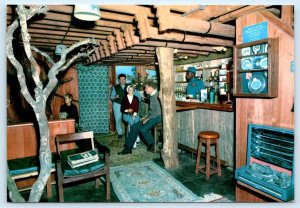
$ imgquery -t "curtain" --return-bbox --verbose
[77,64,109,133]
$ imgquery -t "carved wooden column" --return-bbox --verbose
[156,47,179,169]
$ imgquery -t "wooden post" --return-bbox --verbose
[156,47,179,169]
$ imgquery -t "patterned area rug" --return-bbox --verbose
[110,161,223,202]
[94,134,160,167]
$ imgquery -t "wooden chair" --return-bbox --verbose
[55,131,110,202]
[153,123,163,153]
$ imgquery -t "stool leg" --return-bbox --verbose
[195,140,202,174]
[154,127,157,153]
[216,141,221,176]
[46,177,52,198]
[206,140,211,180]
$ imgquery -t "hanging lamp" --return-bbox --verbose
[74,5,101,21]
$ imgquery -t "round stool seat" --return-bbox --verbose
[199,131,220,140]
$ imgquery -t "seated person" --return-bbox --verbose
[60,93,79,129]
[118,81,162,155]
[121,85,140,126]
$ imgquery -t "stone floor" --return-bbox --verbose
[19,151,236,202]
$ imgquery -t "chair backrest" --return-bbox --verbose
[55,131,94,158]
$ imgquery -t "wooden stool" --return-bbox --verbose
[195,131,221,180]
[153,123,163,153]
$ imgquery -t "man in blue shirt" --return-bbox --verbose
[185,66,205,98]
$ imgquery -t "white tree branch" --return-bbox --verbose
[31,46,55,65]
[17,5,43,93]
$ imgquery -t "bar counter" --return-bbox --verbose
[176,100,234,112]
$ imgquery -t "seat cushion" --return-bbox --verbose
[62,155,105,177]
[8,154,57,176]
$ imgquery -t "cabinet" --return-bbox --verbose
[233,38,278,98]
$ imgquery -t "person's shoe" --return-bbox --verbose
[147,144,154,152]
[118,135,123,139]
[118,148,132,155]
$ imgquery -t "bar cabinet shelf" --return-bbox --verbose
[233,38,279,98]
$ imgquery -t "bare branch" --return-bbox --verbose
[31,46,55,65]
[6,14,35,105]
[7,171,26,202]
[43,38,98,97]
[58,48,97,72]
[17,5,43,93]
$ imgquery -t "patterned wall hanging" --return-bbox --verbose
[77,64,109,133]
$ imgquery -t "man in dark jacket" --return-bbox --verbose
[118,81,162,155]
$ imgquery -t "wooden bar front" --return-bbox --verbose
[176,102,235,168]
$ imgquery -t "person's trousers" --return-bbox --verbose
[125,116,162,149]
[112,102,123,135]
[123,114,140,126]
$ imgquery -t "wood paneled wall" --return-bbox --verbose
[235,12,294,202]
[177,109,235,167]
[7,119,75,189]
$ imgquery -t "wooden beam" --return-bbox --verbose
[113,29,126,50]
[100,5,154,17]
[281,5,294,27]
[186,5,245,20]
[100,40,110,57]
[216,5,268,23]
[107,35,118,54]
[135,12,234,46]
[259,10,294,37]
[120,24,139,47]
[155,6,235,38]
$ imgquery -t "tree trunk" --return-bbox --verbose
[28,105,52,202]
[156,47,179,169]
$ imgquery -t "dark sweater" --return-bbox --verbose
[121,95,139,114]
[60,104,79,122]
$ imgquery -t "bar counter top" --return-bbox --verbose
[176,100,234,112]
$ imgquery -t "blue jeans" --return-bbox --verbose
[112,102,123,135]
[123,114,140,126]
[125,115,162,149]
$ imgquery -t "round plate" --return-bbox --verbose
[248,75,266,94]
[260,56,268,69]
[252,57,261,69]
[241,58,252,70]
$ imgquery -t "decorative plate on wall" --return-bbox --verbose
[260,56,268,69]
[242,47,251,56]
[241,58,252,70]
[248,75,266,94]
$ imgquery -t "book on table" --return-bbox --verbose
[67,150,99,168]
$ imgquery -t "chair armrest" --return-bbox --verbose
[56,160,64,178]
[94,140,110,154]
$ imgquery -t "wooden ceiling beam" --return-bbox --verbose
[100,40,110,57]
[113,29,126,50]
[215,5,269,23]
[107,35,118,54]
[281,5,294,27]
[135,13,234,46]
[186,5,245,20]
[100,5,154,17]
[28,24,112,35]
[155,6,235,38]
[259,10,294,37]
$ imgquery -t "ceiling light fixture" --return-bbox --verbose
[74,5,101,21]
